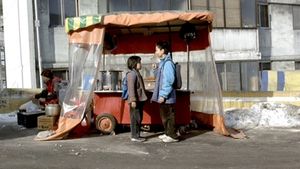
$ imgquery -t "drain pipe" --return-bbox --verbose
[34,0,43,88]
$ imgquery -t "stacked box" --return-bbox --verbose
[37,115,59,130]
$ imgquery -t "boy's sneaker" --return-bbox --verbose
[131,137,146,142]
[158,134,167,140]
[162,135,179,143]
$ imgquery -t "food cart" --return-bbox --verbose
[91,12,213,134]
[36,11,230,140]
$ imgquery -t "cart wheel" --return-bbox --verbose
[95,113,116,134]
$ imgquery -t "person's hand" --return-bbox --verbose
[31,95,36,100]
[158,97,165,103]
[131,102,136,108]
[152,63,157,70]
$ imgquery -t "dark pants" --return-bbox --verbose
[130,102,144,139]
[160,104,177,139]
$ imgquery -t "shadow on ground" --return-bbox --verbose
[0,122,38,140]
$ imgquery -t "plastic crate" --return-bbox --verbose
[17,111,45,128]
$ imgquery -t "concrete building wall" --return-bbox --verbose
[211,29,260,61]
[259,0,300,70]
[3,0,36,88]
[269,0,300,5]
[270,4,296,60]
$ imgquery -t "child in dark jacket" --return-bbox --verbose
[126,56,148,142]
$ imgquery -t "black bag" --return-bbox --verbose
[163,60,182,89]
[174,62,182,89]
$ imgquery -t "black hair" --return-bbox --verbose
[127,55,141,70]
[41,69,53,79]
[156,41,170,54]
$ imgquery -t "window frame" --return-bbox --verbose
[49,0,78,27]
[108,0,187,12]
[240,0,257,28]
[258,3,270,28]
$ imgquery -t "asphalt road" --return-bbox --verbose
[1,121,300,169]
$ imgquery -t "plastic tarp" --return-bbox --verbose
[189,47,231,136]
[35,28,105,140]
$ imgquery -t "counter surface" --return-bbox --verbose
[94,90,190,93]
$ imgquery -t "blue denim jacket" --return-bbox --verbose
[151,54,176,104]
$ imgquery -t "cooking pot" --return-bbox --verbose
[45,104,60,116]
[98,70,122,90]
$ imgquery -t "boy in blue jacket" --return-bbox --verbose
[151,41,178,143]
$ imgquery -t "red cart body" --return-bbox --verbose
[93,90,190,133]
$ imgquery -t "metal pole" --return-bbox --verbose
[187,42,190,90]
[34,0,43,88]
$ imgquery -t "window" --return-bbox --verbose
[108,0,256,28]
[109,0,186,12]
[209,0,225,27]
[53,69,69,81]
[64,0,76,18]
[150,0,169,10]
[191,0,256,28]
[259,62,271,71]
[241,0,256,27]
[258,4,269,27]
[49,0,77,27]
[224,0,241,27]
[191,0,208,10]
[293,6,300,29]
[109,0,130,12]
[241,62,259,91]
[132,0,149,11]
[171,0,187,10]
[294,61,300,70]
[217,62,260,91]
[49,0,62,26]
[217,62,241,91]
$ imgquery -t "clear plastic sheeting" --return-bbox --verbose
[190,47,223,116]
[62,43,102,118]
[225,102,300,130]
[36,32,104,140]
[188,46,246,138]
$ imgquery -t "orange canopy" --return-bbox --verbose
[67,11,213,51]
[102,11,213,28]
[66,11,213,33]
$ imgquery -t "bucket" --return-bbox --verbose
[45,104,61,116]
[98,70,122,90]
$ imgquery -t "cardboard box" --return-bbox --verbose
[38,115,59,130]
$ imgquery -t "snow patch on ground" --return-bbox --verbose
[0,112,17,123]
[225,102,300,130]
